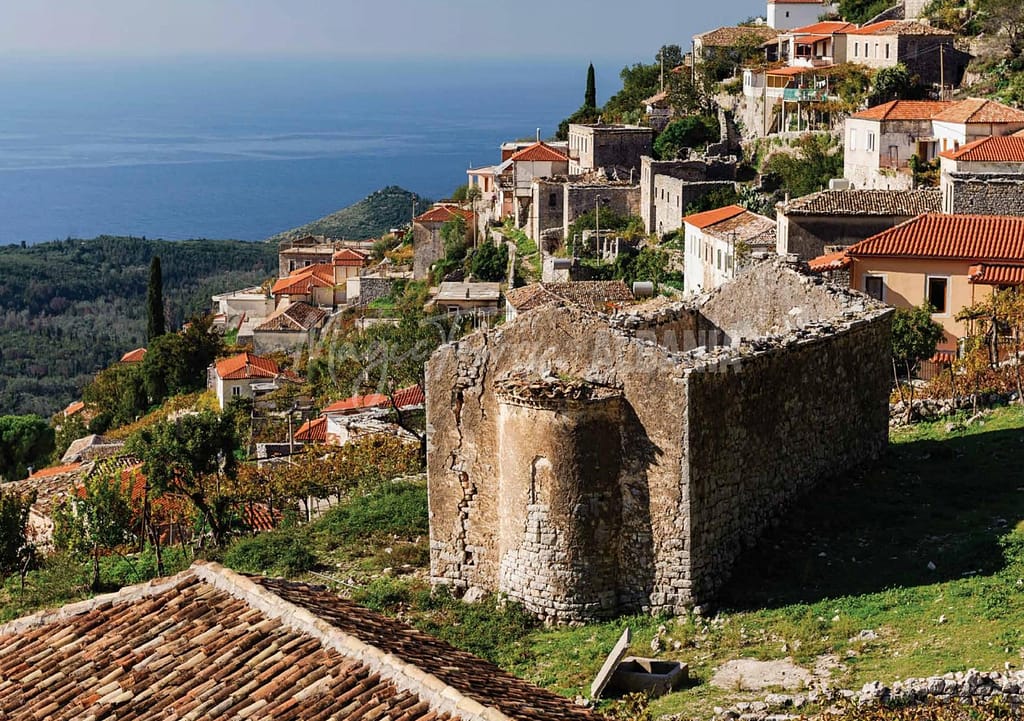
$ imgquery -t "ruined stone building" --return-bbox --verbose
[427,262,892,622]
[639,156,737,237]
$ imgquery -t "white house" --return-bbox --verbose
[212,352,292,409]
[684,205,776,293]
[767,0,837,31]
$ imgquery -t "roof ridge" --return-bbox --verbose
[192,561,512,721]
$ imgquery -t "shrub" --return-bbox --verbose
[316,482,428,540]
[223,528,315,577]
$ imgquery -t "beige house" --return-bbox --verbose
[810,213,1024,351]
[684,204,776,292]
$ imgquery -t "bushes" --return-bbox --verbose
[653,116,720,160]
[317,482,428,541]
[223,527,315,577]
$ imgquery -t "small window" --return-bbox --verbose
[717,248,722,269]
[885,43,890,59]
[865,275,885,301]
[854,43,859,57]
[850,129,857,150]
[927,276,949,314]
[548,192,557,208]
[231,386,241,397]
[867,132,875,152]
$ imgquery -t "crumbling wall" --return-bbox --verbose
[947,175,1024,216]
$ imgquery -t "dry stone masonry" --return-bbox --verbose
[426,261,893,623]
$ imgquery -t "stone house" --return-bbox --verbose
[0,561,600,721]
[567,124,653,176]
[276,236,374,277]
[431,282,502,315]
[212,286,276,326]
[271,263,339,307]
[940,135,1024,215]
[834,21,966,88]
[844,99,1024,189]
[119,347,147,364]
[776,187,941,260]
[296,385,425,446]
[412,204,475,280]
[253,300,328,355]
[692,26,782,73]
[529,179,642,244]
[767,0,838,31]
[211,351,294,409]
[808,213,1024,351]
[427,260,892,621]
[683,204,776,292]
[639,155,737,236]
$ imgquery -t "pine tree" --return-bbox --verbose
[585,63,597,110]
[146,256,166,341]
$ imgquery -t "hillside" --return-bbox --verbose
[0,236,277,417]
[267,186,434,243]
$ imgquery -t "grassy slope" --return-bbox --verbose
[266,186,434,243]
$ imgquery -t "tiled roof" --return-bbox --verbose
[506,281,635,313]
[932,98,1024,124]
[508,142,569,163]
[333,247,369,267]
[215,352,281,381]
[705,210,777,245]
[685,204,747,229]
[63,400,85,417]
[695,26,781,47]
[61,434,124,464]
[643,90,669,106]
[968,263,1024,286]
[254,301,328,332]
[787,21,855,35]
[323,385,424,415]
[434,282,501,303]
[807,250,853,272]
[272,263,336,296]
[851,100,954,121]
[414,205,474,224]
[0,562,596,721]
[779,188,942,216]
[295,415,328,442]
[847,214,1024,261]
[120,347,147,363]
[845,20,952,36]
[766,64,833,77]
[940,135,1024,162]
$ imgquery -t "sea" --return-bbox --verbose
[0,56,631,245]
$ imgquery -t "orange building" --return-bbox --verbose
[810,214,1024,351]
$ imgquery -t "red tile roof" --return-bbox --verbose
[508,141,569,163]
[847,214,1024,262]
[323,385,424,414]
[766,64,832,77]
[271,263,336,296]
[414,204,474,224]
[215,352,281,381]
[788,21,855,34]
[295,415,328,442]
[0,562,598,721]
[255,301,328,332]
[333,247,369,267]
[120,347,147,363]
[968,263,1024,286]
[685,204,747,229]
[63,401,85,417]
[851,100,954,121]
[807,250,852,272]
[940,135,1024,162]
[932,98,1024,124]
[29,462,84,479]
[845,20,951,36]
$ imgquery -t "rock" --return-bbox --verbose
[462,586,487,604]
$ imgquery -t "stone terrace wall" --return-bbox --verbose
[685,313,892,600]
[948,175,1024,216]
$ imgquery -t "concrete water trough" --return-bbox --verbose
[590,628,688,699]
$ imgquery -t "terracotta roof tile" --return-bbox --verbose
[847,213,1024,262]
[851,100,954,121]
[255,301,328,332]
[507,281,635,313]
[932,98,1024,124]
[695,26,781,47]
[845,20,952,36]
[215,352,281,381]
[787,21,855,35]
[807,250,852,272]
[779,188,941,216]
[704,210,776,245]
[272,264,336,296]
[333,247,370,267]
[120,348,147,363]
[323,385,424,414]
[968,263,1024,286]
[940,135,1024,162]
[508,142,569,163]
[414,205,474,224]
[63,401,85,417]
[685,204,747,229]
[295,416,328,442]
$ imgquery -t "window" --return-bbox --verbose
[926,276,949,314]
[885,43,890,59]
[850,129,856,150]
[854,43,859,57]
[231,386,241,397]
[865,275,885,301]
[717,248,722,270]
[548,192,557,208]
[867,132,875,152]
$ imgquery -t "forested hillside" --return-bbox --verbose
[267,186,433,242]
[0,236,277,417]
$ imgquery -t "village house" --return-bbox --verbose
[767,0,837,31]
[427,260,892,621]
[212,286,276,326]
[683,204,776,292]
[0,462,85,547]
[844,99,1024,189]
[567,123,653,176]
[119,347,146,364]
[412,204,475,280]
[640,155,737,236]
[210,351,296,409]
[742,64,836,135]
[776,187,941,261]
[0,560,601,721]
[430,282,501,315]
[253,300,328,354]
[504,280,635,322]
[642,90,672,131]
[692,25,782,73]
[529,178,642,244]
[834,21,966,88]
[297,384,425,446]
[276,235,375,276]
[940,135,1024,215]
[774,21,853,68]
[808,213,1024,351]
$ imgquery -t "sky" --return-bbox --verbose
[1,0,765,60]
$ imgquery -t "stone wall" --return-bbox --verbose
[777,213,920,261]
[530,180,567,241]
[947,174,1024,216]
[563,184,641,242]
[427,261,892,621]
[357,277,398,305]
[413,222,443,280]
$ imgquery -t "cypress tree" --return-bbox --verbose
[585,63,597,110]
[146,256,166,341]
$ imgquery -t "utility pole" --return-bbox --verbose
[939,44,946,100]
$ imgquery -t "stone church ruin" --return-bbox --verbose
[426,261,893,622]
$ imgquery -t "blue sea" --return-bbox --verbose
[0,56,630,245]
